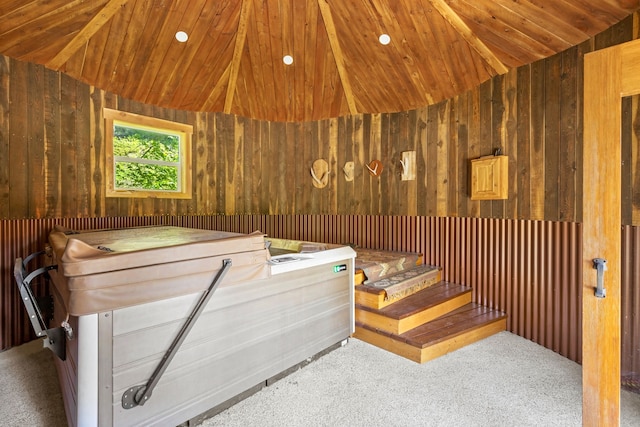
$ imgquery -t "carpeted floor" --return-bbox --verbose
[0,335,67,426]
[2,332,640,426]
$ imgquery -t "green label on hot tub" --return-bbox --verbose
[333,264,347,273]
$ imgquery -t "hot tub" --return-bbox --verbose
[16,226,355,427]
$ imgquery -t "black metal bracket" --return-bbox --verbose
[14,253,66,360]
[122,258,233,409]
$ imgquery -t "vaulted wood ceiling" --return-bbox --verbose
[0,0,638,122]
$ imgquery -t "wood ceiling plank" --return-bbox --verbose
[248,0,277,120]
[0,0,38,16]
[118,0,190,101]
[493,0,592,44]
[311,11,330,120]
[453,0,567,59]
[266,0,287,121]
[201,63,233,113]
[462,0,576,52]
[313,6,344,121]
[140,1,210,105]
[48,0,132,70]
[155,1,230,105]
[453,2,552,65]
[395,9,443,104]
[407,2,456,104]
[130,2,192,103]
[573,0,636,19]
[613,0,640,12]
[108,0,166,96]
[0,0,77,38]
[323,33,344,118]
[353,0,408,109]
[428,0,497,100]
[279,0,295,118]
[440,15,491,96]
[234,43,257,119]
[101,0,146,93]
[430,0,508,74]
[317,0,357,115]
[171,1,241,111]
[290,0,307,120]
[174,2,242,111]
[62,36,88,78]
[16,32,76,64]
[92,0,135,91]
[0,0,104,58]
[303,1,320,120]
[527,0,624,33]
[372,0,433,109]
[80,13,115,84]
[238,0,268,119]
[188,38,236,112]
[415,1,466,98]
[224,0,253,114]
[326,0,401,113]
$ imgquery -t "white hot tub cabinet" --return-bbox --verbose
[42,226,355,427]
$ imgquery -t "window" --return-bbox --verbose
[104,108,193,199]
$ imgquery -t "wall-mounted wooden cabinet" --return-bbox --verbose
[470,155,508,200]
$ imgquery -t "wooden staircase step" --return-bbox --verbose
[354,249,423,285]
[355,282,472,335]
[355,265,441,310]
[354,303,507,364]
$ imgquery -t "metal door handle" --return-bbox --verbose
[592,258,607,298]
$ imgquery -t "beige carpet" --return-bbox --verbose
[2,332,640,426]
[0,336,66,426]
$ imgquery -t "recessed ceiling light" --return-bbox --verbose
[283,55,293,65]
[379,34,391,45]
[175,31,188,43]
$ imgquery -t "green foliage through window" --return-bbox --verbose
[113,124,181,191]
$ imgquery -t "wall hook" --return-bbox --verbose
[366,160,383,177]
[343,161,354,181]
[400,151,416,181]
[311,159,330,188]
[310,167,327,185]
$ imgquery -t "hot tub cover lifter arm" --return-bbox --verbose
[122,258,233,409]
[14,251,67,360]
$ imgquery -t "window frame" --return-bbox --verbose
[104,108,193,199]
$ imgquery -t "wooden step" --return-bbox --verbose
[355,282,472,335]
[354,249,423,285]
[355,265,441,310]
[353,303,507,364]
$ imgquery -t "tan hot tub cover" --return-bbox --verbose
[47,226,270,316]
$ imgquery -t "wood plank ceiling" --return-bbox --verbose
[0,0,638,122]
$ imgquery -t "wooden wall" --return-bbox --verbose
[0,15,637,223]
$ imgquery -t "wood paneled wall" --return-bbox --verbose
[0,16,637,223]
